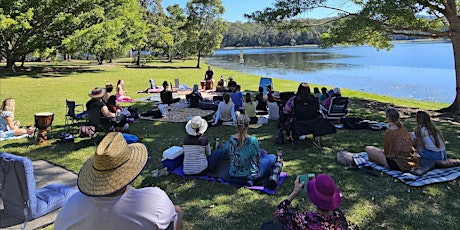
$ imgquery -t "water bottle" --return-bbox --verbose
[215,138,220,150]
[299,135,307,140]
[267,148,284,190]
[116,109,121,117]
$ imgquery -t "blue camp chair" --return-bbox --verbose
[0,152,77,229]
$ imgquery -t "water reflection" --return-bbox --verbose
[206,42,456,103]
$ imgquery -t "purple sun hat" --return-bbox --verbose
[307,174,341,211]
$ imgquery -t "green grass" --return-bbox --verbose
[0,60,458,230]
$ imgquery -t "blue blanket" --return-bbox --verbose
[353,152,460,187]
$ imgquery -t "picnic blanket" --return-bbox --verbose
[353,152,460,187]
[139,107,214,123]
[170,160,287,195]
[0,133,29,142]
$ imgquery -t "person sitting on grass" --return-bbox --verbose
[103,83,113,103]
[266,84,277,103]
[242,92,258,124]
[86,87,128,132]
[212,93,236,125]
[365,108,419,172]
[319,87,329,104]
[160,81,180,105]
[0,98,35,137]
[186,84,203,108]
[55,132,183,230]
[255,86,268,111]
[116,79,132,101]
[213,114,276,184]
[183,116,212,175]
[323,87,341,109]
[411,110,446,161]
[274,174,348,229]
[231,85,244,112]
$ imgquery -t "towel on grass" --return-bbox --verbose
[0,133,29,142]
[170,160,287,194]
[353,152,460,187]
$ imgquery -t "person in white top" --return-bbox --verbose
[212,93,236,125]
[183,116,211,175]
[55,132,183,230]
[411,111,446,161]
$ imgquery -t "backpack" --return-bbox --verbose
[79,126,95,138]
[274,128,285,145]
[189,93,201,108]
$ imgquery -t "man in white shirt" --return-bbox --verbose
[55,132,183,230]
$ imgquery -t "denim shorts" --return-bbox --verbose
[421,148,447,161]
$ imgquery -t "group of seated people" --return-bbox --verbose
[13,79,459,229]
[86,86,129,132]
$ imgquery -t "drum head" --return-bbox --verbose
[35,112,54,116]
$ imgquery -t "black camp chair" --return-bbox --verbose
[64,99,86,134]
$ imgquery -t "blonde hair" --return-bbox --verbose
[236,114,250,146]
[1,98,15,112]
[385,108,401,128]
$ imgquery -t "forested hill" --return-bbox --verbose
[220,19,334,48]
[220,19,422,48]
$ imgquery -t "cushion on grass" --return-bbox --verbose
[0,152,77,221]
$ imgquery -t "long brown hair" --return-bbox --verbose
[236,114,250,146]
[415,111,444,148]
[385,108,402,128]
[1,98,15,112]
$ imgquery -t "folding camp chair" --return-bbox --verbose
[290,118,337,148]
[320,97,349,122]
[0,152,77,229]
[65,99,87,134]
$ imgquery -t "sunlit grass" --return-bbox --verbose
[1,59,459,229]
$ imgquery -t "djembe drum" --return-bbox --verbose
[34,112,54,144]
[200,80,206,91]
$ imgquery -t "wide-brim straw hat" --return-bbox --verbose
[307,174,341,211]
[185,116,208,136]
[88,87,106,98]
[78,132,148,196]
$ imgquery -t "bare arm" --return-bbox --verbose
[286,176,304,202]
[101,106,115,118]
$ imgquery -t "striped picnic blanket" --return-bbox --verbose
[353,152,460,187]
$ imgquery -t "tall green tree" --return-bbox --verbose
[138,0,167,65]
[184,0,228,68]
[63,0,148,65]
[0,0,109,69]
[164,4,188,62]
[247,0,460,113]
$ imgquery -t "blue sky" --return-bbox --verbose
[161,0,359,22]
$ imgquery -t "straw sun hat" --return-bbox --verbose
[78,132,148,196]
[185,116,208,136]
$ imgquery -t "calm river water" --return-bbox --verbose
[204,41,455,103]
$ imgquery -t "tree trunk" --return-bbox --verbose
[136,48,141,66]
[6,55,15,70]
[20,55,26,67]
[96,54,103,65]
[196,50,201,68]
[439,1,460,114]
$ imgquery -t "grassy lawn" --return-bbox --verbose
[0,59,458,230]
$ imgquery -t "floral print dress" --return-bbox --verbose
[274,200,348,230]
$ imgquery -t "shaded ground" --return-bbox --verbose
[351,98,460,124]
